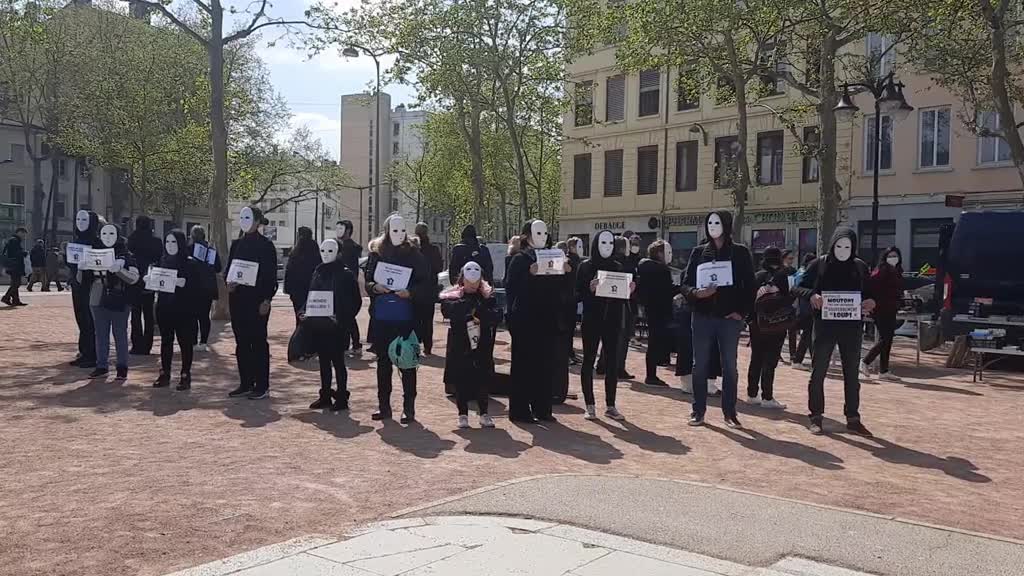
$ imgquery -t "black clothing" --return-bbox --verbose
[576,239,628,405]
[864,314,897,373]
[127,223,162,352]
[160,320,195,376]
[69,212,101,361]
[226,232,278,394]
[416,241,443,353]
[29,244,45,267]
[131,293,156,354]
[637,257,676,381]
[441,289,499,415]
[126,226,162,279]
[681,211,757,319]
[338,237,362,274]
[189,240,222,344]
[2,273,22,305]
[448,225,493,283]
[748,265,794,400]
[226,233,279,303]
[284,238,321,314]
[156,231,203,376]
[304,260,362,403]
[196,296,213,344]
[3,234,26,276]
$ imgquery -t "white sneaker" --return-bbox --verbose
[479,414,495,428]
[457,415,470,429]
[605,406,625,421]
[584,405,598,420]
[877,372,899,382]
[744,395,761,405]
[859,361,873,376]
[678,374,693,394]
[195,343,208,352]
[760,398,787,410]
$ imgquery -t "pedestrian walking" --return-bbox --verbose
[25,239,45,291]
[863,247,904,381]
[89,224,140,380]
[151,230,201,390]
[2,227,28,306]
[45,246,63,291]
[637,240,676,387]
[188,225,221,351]
[127,216,162,355]
[284,226,321,324]
[745,247,793,409]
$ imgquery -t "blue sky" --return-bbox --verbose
[251,0,417,160]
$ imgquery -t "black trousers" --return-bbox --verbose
[748,326,786,400]
[509,326,556,420]
[792,315,813,364]
[72,282,96,362]
[350,316,361,348]
[317,335,349,404]
[455,359,490,416]
[808,319,863,423]
[582,327,619,407]
[646,319,670,380]
[195,296,214,344]
[376,352,416,417]
[864,312,896,373]
[159,317,195,375]
[415,303,436,353]
[597,307,632,374]
[229,296,270,393]
[3,272,22,303]
[130,292,156,353]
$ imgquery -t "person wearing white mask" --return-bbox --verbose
[300,239,362,410]
[863,247,905,381]
[68,210,101,367]
[505,219,572,423]
[151,230,200,390]
[225,206,279,400]
[636,240,677,387]
[792,227,877,436]
[88,223,140,380]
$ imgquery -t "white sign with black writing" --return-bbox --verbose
[305,290,334,317]
[192,243,208,262]
[373,262,413,291]
[696,261,734,289]
[227,259,259,287]
[534,249,565,275]
[821,291,862,321]
[467,321,481,350]
[145,266,178,293]
[205,247,217,266]
[596,270,632,300]
[65,243,87,266]
[81,248,114,271]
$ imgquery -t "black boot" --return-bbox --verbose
[310,389,332,409]
[332,389,350,411]
[153,371,170,388]
[176,373,191,391]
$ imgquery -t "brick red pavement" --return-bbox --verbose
[1,294,1022,576]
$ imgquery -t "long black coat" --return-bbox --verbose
[441,289,498,393]
[303,260,362,350]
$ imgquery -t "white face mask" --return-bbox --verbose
[99,224,118,248]
[833,238,853,262]
[463,261,482,283]
[388,215,407,245]
[238,207,255,233]
[597,231,615,259]
[165,235,178,256]
[575,239,584,255]
[707,214,724,239]
[529,220,548,249]
[320,239,338,263]
[664,245,673,263]
[75,210,90,233]
[886,255,900,267]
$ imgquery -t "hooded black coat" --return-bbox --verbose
[441,287,499,391]
[792,227,874,312]
[156,230,203,325]
[303,259,362,349]
[284,237,321,306]
[448,225,493,283]
[127,216,162,277]
[681,210,756,319]
[576,236,627,337]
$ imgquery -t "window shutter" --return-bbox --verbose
[606,75,625,122]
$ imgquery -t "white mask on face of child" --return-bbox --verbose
[76,210,90,233]
[886,255,900,267]
[664,245,673,264]
[833,238,853,262]
[99,224,118,248]
[529,220,548,249]
[707,214,724,239]
[238,207,255,233]
[165,235,178,256]
[463,261,482,283]
[388,215,407,245]
[597,231,615,259]
[320,239,338,264]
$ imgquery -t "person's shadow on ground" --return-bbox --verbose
[710,426,846,471]
[454,426,532,458]
[376,420,456,459]
[830,433,991,483]
[591,419,690,455]
[515,419,624,465]
[293,410,373,440]
[222,399,282,428]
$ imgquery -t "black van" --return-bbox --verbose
[940,210,1024,323]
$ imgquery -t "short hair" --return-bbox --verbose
[15,227,27,234]
[190,225,206,242]
[555,240,568,250]
[648,239,667,260]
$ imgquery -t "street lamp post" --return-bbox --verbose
[342,45,383,241]
[833,71,913,265]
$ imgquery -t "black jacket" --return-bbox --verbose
[506,247,569,331]
[69,211,101,289]
[226,232,279,302]
[339,237,362,273]
[441,289,499,386]
[449,225,493,283]
[576,239,627,334]
[752,266,795,327]
[29,244,45,267]
[127,226,162,277]
[284,239,321,300]
[637,257,676,323]
[419,241,444,303]
[3,235,26,275]
[365,242,430,308]
[156,231,204,320]
[681,211,756,318]
[303,260,362,348]
[792,227,873,317]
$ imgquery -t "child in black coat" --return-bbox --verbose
[151,229,201,390]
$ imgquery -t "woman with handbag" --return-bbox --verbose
[89,224,140,380]
[151,230,201,390]
[745,247,794,409]
[365,214,429,424]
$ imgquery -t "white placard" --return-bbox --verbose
[535,249,565,275]
[821,291,862,321]
[596,270,632,300]
[81,248,114,271]
[65,243,87,266]
[146,266,178,293]
[696,261,734,289]
[467,321,481,350]
[205,247,217,266]
[305,290,334,317]
[192,243,208,262]
[227,259,259,286]
[373,262,413,291]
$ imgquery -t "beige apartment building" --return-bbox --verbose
[338,91,393,250]
[561,37,1024,272]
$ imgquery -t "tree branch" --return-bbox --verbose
[131,1,209,46]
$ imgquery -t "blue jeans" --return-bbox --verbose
[691,312,742,418]
[92,306,130,370]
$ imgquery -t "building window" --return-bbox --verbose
[393,122,400,136]
[10,184,25,205]
[802,127,820,183]
[714,136,739,188]
[638,69,660,117]
[910,218,954,271]
[864,114,893,173]
[866,32,895,78]
[857,219,896,265]
[54,195,65,218]
[574,80,594,127]
[603,149,623,197]
[10,143,25,164]
[393,141,399,155]
[57,159,68,179]
[798,227,817,263]
[605,75,625,122]
[636,145,658,195]
[668,231,698,268]
[919,107,951,169]
[756,131,784,185]
[391,197,399,212]
[675,141,698,191]
[978,111,1012,165]
[757,42,785,95]
[573,153,592,199]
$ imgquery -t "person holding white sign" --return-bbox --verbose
[298,239,362,410]
[792,228,877,437]
[87,223,140,381]
[440,262,500,429]
[67,211,101,368]
[150,230,200,390]
[188,226,222,352]
[637,240,677,388]
[225,206,279,400]
[364,214,429,423]
[681,210,756,429]
[575,231,634,421]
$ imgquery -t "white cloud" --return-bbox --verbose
[277,112,341,160]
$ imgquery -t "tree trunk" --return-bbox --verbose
[208,3,231,320]
[500,86,530,223]
[30,154,44,236]
[454,98,487,232]
[72,158,80,222]
[41,157,57,242]
[727,36,750,242]
[986,3,1024,187]
[816,33,842,254]
[49,157,59,245]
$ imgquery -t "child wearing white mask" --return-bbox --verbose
[88,223,140,380]
[792,227,877,436]
[150,230,200,390]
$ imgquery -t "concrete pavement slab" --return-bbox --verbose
[307,529,446,564]
[572,551,722,576]
[398,532,609,576]
[231,553,374,576]
[348,544,466,575]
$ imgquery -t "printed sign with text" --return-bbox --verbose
[596,270,632,300]
[145,267,178,294]
[534,249,565,275]
[305,290,334,317]
[821,291,862,321]
[227,259,259,287]
[373,263,413,292]
[696,261,734,289]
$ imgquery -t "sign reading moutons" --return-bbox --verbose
[821,291,862,320]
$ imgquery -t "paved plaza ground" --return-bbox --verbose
[1,292,1023,576]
